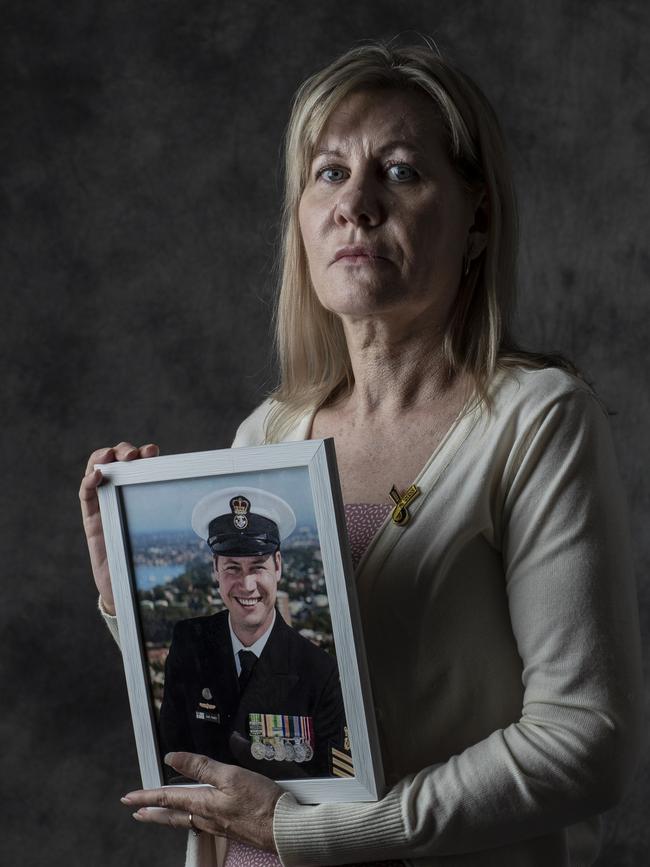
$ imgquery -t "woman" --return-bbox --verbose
[80,42,642,866]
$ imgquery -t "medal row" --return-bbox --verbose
[250,739,314,762]
[248,712,315,763]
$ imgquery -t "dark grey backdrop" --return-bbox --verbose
[2,1,648,865]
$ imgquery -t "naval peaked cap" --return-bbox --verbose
[191,486,296,556]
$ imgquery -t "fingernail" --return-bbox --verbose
[121,795,133,804]
[132,811,144,821]
[164,752,175,765]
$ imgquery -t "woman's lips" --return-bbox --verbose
[333,249,389,265]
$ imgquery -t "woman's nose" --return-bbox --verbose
[334,174,383,227]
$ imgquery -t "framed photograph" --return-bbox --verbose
[97,438,384,804]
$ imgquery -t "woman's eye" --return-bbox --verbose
[387,163,416,182]
[317,166,348,183]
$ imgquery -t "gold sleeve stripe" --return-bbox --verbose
[331,751,355,777]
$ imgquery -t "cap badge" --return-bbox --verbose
[230,495,250,530]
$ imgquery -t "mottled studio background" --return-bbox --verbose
[2,1,648,864]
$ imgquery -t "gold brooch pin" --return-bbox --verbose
[389,483,421,526]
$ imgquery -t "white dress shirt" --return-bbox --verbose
[228,610,276,675]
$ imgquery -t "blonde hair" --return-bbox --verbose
[266,40,578,441]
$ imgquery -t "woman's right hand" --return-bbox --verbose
[79,441,159,615]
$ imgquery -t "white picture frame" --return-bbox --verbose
[97,438,384,804]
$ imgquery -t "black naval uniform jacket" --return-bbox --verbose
[158,610,346,780]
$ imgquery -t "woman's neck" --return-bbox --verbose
[340,313,456,415]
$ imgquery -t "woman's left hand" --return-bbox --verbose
[121,752,283,851]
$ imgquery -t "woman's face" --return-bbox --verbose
[298,87,483,328]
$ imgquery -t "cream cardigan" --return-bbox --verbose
[231,366,642,867]
[103,366,642,867]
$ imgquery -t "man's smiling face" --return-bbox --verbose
[214,551,282,645]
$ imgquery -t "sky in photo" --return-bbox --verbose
[120,465,317,540]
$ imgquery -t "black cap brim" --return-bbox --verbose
[210,535,279,557]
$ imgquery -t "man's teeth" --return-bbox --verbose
[237,597,261,606]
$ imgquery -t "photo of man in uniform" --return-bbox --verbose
[158,486,347,781]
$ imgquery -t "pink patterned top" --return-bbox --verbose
[224,503,399,867]
[343,502,392,569]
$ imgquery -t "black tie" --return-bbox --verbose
[238,650,257,692]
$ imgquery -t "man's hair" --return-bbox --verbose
[265,39,579,441]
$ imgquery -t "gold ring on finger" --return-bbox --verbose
[188,813,200,837]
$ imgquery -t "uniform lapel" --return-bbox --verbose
[203,612,239,718]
